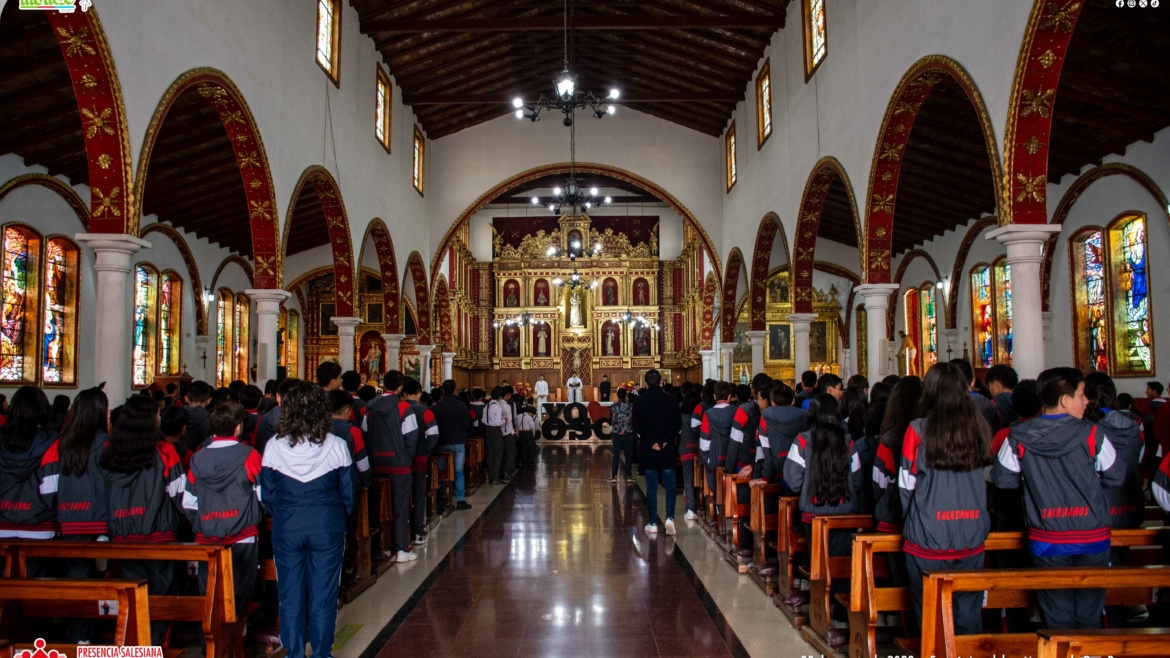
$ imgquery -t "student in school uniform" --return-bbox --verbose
[993,367,1125,629]
[751,383,807,574]
[100,395,187,644]
[341,371,368,429]
[260,380,354,658]
[239,385,264,446]
[328,391,371,491]
[699,381,737,497]
[0,387,61,574]
[256,378,299,456]
[182,401,263,608]
[403,380,439,546]
[184,380,213,452]
[609,388,635,484]
[516,399,538,469]
[871,376,923,535]
[899,363,992,636]
[161,404,191,469]
[728,378,770,557]
[365,370,419,561]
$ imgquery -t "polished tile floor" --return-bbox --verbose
[367,445,750,658]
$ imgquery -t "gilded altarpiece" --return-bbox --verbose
[660,230,708,370]
[735,271,841,383]
[301,270,395,374]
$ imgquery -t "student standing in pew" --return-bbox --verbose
[843,384,876,513]
[899,363,992,636]
[256,378,300,456]
[872,376,922,534]
[729,377,770,557]
[0,387,61,575]
[365,371,418,561]
[329,391,371,491]
[261,381,354,658]
[182,401,263,609]
[993,367,1125,630]
[699,382,737,520]
[683,380,715,521]
[184,381,213,453]
[58,388,111,643]
[239,385,264,447]
[100,395,187,645]
[750,383,805,570]
[403,380,439,546]
[677,383,702,521]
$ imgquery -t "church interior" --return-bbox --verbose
[1,0,1169,656]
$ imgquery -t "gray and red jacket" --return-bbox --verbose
[0,428,60,539]
[58,431,110,536]
[182,437,263,544]
[725,401,759,474]
[972,391,1000,434]
[1095,409,1145,529]
[699,402,737,472]
[682,401,711,462]
[783,429,862,523]
[407,401,440,474]
[1153,452,1170,512]
[992,414,1124,556]
[898,418,990,560]
[756,405,806,486]
[871,429,904,532]
[331,419,370,488]
[364,394,418,476]
[105,442,186,542]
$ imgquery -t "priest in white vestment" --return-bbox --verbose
[566,371,583,403]
[534,374,550,420]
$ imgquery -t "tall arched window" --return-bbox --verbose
[1071,213,1154,375]
[157,272,182,376]
[993,257,1013,366]
[920,284,938,369]
[903,288,921,375]
[42,237,79,386]
[286,309,300,378]
[133,265,158,388]
[216,289,234,388]
[234,293,250,383]
[0,226,41,384]
[970,260,1012,368]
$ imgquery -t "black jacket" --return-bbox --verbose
[433,395,472,446]
[185,404,211,452]
[632,385,681,471]
[992,391,1017,431]
[1096,409,1145,529]
[757,405,806,486]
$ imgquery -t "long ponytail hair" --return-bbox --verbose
[807,393,850,506]
[100,396,161,474]
[921,362,991,471]
[59,388,109,477]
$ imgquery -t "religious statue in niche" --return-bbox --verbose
[602,278,618,306]
[732,322,751,364]
[897,330,918,377]
[504,280,520,307]
[768,323,791,361]
[634,325,651,356]
[359,331,386,383]
[603,322,620,356]
[633,278,649,306]
[809,321,828,363]
[534,279,550,306]
[503,324,521,357]
[768,277,790,303]
[567,229,583,257]
[534,323,550,357]
[569,290,584,328]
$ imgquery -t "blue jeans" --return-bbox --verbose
[644,469,676,526]
[438,443,467,501]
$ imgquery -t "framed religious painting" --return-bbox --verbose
[732,322,751,364]
[366,303,383,325]
[767,323,791,361]
[809,320,828,363]
[319,303,338,336]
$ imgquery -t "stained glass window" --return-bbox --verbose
[804,0,827,76]
[234,293,250,384]
[970,265,994,368]
[725,122,737,191]
[994,258,1013,366]
[42,238,77,385]
[376,66,391,150]
[158,273,181,375]
[132,266,157,388]
[413,127,425,195]
[286,310,299,378]
[216,290,233,388]
[315,0,339,83]
[1108,215,1153,374]
[756,61,772,147]
[1072,229,1109,372]
[903,288,921,376]
[0,227,39,383]
[920,284,938,369]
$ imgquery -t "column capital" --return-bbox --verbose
[76,233,150,272]
[381,333,406,347]
[245,288,291,306]
[698,349,717,358]
[745,330,767,342]
[441,351,456,359]
[331,316,363,331]
[719,342,737,351]
[987,224,1062,265]
[416,344,436,356]
[788,312,818,326]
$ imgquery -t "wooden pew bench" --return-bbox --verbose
[370,477,396,574]
[430,450,455,519]
[850,528,1168,658]
[801,514,877,655]
[341,485,376,603]
[0,578,151,647]
[1036,628,1170,658]
[720,472,751,572]
[767,496,810,628]
[919,565,1170,658]
[747,482,784,596]
[464,438,485,495]
[1,541,241,658]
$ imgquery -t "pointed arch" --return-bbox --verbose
[792,157,863,312]
[404,251,431,344]
[947,216,999,327]
[282,165,357,316]
[45,8,132,233]
[720,248,747,340]
[748,212,790,330]
[358,219,401,333]
[1003,0,1085,225]
[433,274,452,348]
[140,223,205,334]
[209,255,254,294]
[133,68,281,286]
[0,174,90,232]
[863,55,1003,282]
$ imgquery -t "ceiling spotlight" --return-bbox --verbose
[609,89,620,99]
[590,187,598,196]
[553,187,562,195]
[512,97,524,109]
[531,196,539,205]
[604,196,612,204]
[607,105,615,115]
[584,202,591,209]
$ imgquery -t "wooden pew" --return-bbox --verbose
[1,541,239,657]
[849,528,1169,658]
[0,578,151,647]
[801,514,877,656]
[1036,628,1170,658]
[769,496,810,628]
[464,438,484,495]
[720,472,751,572]
[431,450,455,518]
[920,566,1170,658]
[747,482,784,596]
[370,477,395,573]
[693,458,708,523]
[342,484,376,603]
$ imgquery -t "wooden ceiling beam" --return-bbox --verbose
[0,76,74,107]
[144,177,248,210]
[632,0,775,49]
[2,122,83,154]
[591,34,747,82]
[1071,33,1157,69]
[425,105,512,137]
[576,51,745,93]
[1057,109,1155,144]
[627,104,714,135]
[1061,62,1170,105]
[367,14,786,33]
[1058,86,1167,125]
[377,4,559,53]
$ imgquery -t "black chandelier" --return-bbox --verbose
[493,312,533,329]
[531,178,611,216]
[615,309,659,331]
[549,241,600,292]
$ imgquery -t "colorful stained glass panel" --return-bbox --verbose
[1082,231,1109,372]
[1118,217,1151,371]
[42,240,71,383]
[921,286,938,368]
[807,0,827,69]
[132,266,155,387]
[315,0,334,73]
[971,266,993,367]
[1,228,32,382]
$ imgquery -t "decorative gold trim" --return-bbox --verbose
[80,8,133,235]
[209,255,255,293]
[0,174,90,231]
[281,165,357,313]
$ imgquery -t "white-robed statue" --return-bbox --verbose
[534,373,550,420]
[565,370,583,403]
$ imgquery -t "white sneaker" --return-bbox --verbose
[414,533,428,545]
[684,510,696,521]
[396,550,418,562]
[644,523,658,534]
[665,519,676,535]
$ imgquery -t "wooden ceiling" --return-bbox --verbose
[351,0,793,138]
[0,4,89,187]
[285,183,331,256]
[818,176,857,249]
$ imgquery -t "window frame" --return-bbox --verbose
[132,263,160,388]
[903,287,921,374]
[412,126,425,196]
[40,235,79,387]
[157,270,183,377]
[919,281,938,370]
[992,255,1013,366]
[725,122,737,192]
[0,223,42,386]
[216,288,234,388]
[1106,211,1155,376]
[315,0,341,87]
[755,59,772,148]
[1069,225,1109,373]
[375,65,392,153]
[802,0,828,80]
[969,262,995,368]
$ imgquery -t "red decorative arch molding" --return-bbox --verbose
[134,68,280,288]
[1003,0,1084,225]
[141,223,205,334]
[701,272,718,348]
[360,219,401,333]
[0,174,90,231]
[792,157,862,313]
[433,275,453,348]
[862,55,1002,282]
[748,213,789,330]
[282,166,357,317]
[720,248,746,339]
[406,252,432,344]
[46,9,131,234]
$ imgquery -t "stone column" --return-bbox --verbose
[789,312,817,378]
[1041,311,1053,374]
[854,284,900,380]
[988,225,1061,378]
[246,289,290,391]
[441,351,456,381]
[417,344,435,387]
[699,350,716,381]
[382,333,405,375]
[840,348,851,380]
[76,233,150,401]
[331,317,362,372]
[746,330,767,377]
[719,342,736,382]
[193,335,213,383]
